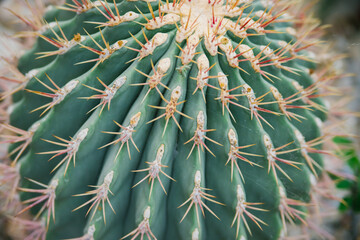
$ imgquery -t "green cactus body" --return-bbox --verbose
[2,0,339,239]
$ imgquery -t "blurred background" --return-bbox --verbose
[316,0,360,133]
[316,1,360,238]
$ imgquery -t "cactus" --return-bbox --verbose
[0,0,353,239]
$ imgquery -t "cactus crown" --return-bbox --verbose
[0,0,350,239]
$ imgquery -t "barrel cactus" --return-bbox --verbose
[0,0,351,239]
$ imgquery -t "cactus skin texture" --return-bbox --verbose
[1,0,347,239]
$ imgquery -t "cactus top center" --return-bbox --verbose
[162,0,244,45]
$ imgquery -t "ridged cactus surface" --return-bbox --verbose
[1,0,340,239]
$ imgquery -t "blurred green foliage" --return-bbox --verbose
[331,136,360,212]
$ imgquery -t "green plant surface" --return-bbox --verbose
[0,0,351,240]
